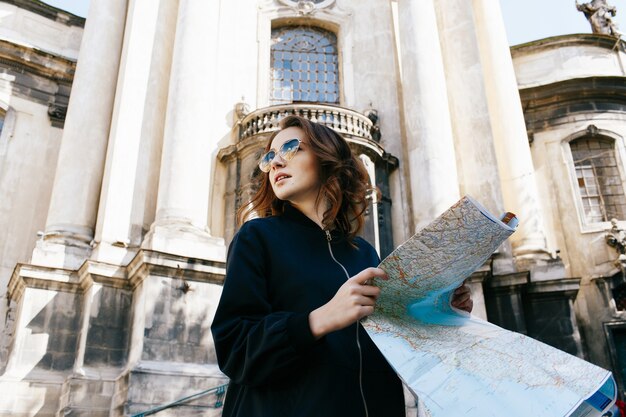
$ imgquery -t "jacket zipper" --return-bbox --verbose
[324,229,369,417]
[325,230,350,279]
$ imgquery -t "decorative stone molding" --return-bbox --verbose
[519,76,626,130]
[1,0,85,27]
[48,104,67,127]
[278,0,335,15]
[0,39,75,126]
[0,39,76,82]
[7,250,226,304]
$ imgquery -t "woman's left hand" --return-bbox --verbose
[450,281,473,313]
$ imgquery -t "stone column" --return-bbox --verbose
[472,0,550,260]
[142,0,225,262]
[397,0,460,231]
[435,0,504,214]
[31,0,128,269]
[91,0,178,265]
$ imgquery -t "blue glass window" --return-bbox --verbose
[270,26,339,105]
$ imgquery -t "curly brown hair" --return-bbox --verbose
[238,115,374,241]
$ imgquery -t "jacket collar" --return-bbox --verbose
[282,203,322,230]
[281,204,346,241]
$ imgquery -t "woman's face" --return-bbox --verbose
[268,126,321,207]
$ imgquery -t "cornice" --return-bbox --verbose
[511,33,624,56]
[6,249,226,302]
[1,0,85,28]
[0,38,76,83]
[520,76,626,113]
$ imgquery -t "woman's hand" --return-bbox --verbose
[308,267,387,339]
[451,280,473,313]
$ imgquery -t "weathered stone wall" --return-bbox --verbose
[84,286,131,367]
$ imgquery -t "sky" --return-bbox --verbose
[40,0,626,46]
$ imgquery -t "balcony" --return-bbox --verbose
[237,103,385,157]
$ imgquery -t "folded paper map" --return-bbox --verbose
[362,195,616,417]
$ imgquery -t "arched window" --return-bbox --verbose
[570,136,626,223]
[270,26,339,105]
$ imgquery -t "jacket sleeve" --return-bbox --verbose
[211,222,319,386]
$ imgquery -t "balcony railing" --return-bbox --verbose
[238,104,376,142]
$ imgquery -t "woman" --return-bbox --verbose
[211,115,472,417]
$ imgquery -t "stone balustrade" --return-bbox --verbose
[239,104,375,141]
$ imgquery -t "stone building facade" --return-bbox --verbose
[0,0,625,416]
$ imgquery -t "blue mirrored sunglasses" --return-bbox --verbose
[258,138,302,173]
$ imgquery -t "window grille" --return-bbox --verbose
[270,26,339,105]
[570,137,626,223]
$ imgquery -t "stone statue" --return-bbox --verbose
[576,0,620,37]
[606,218,626,272]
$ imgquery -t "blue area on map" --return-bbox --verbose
[407,283,471,326]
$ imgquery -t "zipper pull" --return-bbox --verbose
[325,229,332,242]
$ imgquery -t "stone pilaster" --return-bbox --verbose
[435,0,504,214]
[91,0,178,266]
[142,0,225,262]
[31,0,128,270]
[397,0,460,231]
[472,0,551,262]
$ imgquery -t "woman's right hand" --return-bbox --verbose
[308,267,387,339]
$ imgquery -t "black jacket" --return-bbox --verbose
[211,205,405,417]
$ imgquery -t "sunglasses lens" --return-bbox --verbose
[258,139,301,172]
[280,139,300,161]
[258,150,275,172]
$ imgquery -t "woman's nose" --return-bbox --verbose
[270,154,286,168]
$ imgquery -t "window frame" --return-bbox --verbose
[563,128,626,233]
[256,8,355,109]
[269,25,340,105]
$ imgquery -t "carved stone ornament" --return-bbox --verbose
[235,98,251,121]
[586,124,599,137]
[606,218,626,271]
[278,0,335,15]
[47,103,67,127]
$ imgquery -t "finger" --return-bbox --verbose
[454,299,473,313]
[352,267,387,285]
[451,291,472,303]
[353,295,377,306]
[452,296,472,309]
[360,285,381,297]
[358,305,374,318]
[454,284,471,295]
